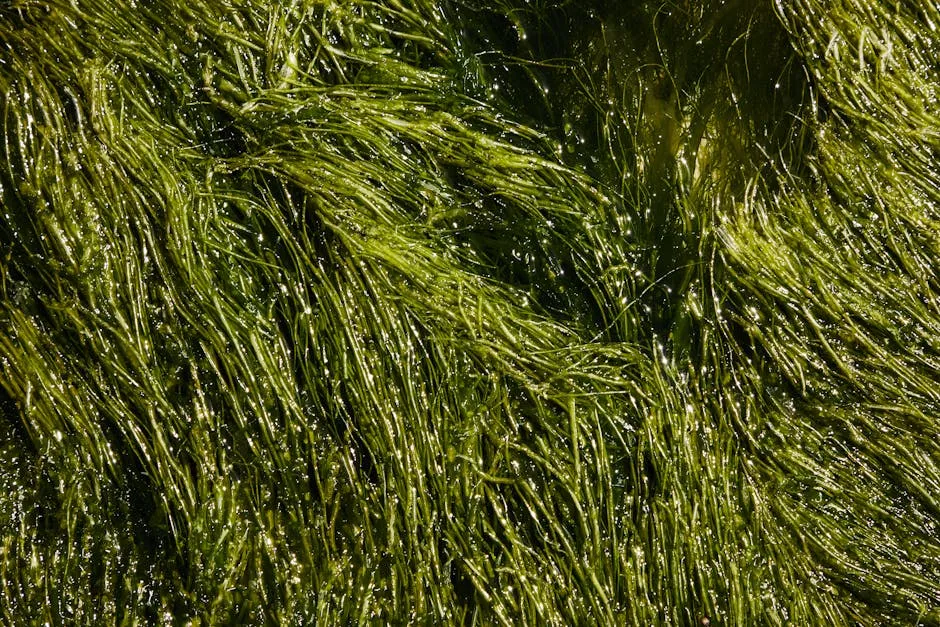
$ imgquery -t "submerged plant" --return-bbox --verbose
[0,0,938,624]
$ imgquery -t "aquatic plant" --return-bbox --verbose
[1,0,938,623]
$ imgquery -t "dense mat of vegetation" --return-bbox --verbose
[1,0,938,623]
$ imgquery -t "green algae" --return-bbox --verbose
[0,0,939,624]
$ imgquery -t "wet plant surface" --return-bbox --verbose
[1,0,939,624]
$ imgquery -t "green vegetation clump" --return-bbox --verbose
[1,0,938,623]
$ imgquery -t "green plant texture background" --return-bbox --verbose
[1,0,939,624]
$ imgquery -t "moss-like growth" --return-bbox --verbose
[1,0,938,624]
